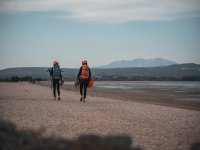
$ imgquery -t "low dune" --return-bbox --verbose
[0,82,199,150]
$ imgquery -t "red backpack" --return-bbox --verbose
[81,65,89,79]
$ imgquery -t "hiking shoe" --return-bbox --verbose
[58,97,60,100]
[80,95,84,102]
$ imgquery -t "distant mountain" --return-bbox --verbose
[92,63,200,77]
[0,63,199,81]
[99,58,177,68]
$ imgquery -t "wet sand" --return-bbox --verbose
[0,82,200,150]
[88,87,200,111]
[39,81,200,111]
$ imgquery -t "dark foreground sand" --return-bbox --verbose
[0,82,200,150]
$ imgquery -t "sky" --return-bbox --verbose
[0,0,200,69]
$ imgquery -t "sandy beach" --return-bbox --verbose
[0,82,200,150]
[40,81,200,111]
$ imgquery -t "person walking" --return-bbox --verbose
[77,60,91,102]
[50,61,62,100]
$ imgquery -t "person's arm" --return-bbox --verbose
[88,68,91,80]
[60,70,62,80]
[50,67,53,77]
[77,67,82,79]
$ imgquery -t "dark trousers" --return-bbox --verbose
[80,79,89,99]
[53,79,60,98]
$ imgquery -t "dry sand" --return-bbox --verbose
[0,82,199,150]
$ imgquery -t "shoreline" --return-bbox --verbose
[38,81,200,111]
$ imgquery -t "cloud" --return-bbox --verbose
[0,0,200,23]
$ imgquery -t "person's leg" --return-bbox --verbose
[57,80,60,100]
[83,79,88,101]
[53,80,56,100]
[80,80,83,101]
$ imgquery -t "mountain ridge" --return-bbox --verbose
[0,63,200,81]
[98,57,177,68]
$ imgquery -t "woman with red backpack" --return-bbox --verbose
[77,60,91,102]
